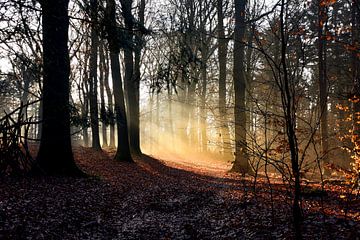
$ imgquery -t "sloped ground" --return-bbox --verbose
[0,146,359,239]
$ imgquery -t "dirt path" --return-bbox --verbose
[0,147,359,239]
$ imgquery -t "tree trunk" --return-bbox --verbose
[279,1,302,237]
[106,0,133,162]
[200,58,208,153]
[167,87,175,149]
[188,79,198,148]
[89,0,101,151]
[37,97,43,139]
[217,0,231,157]
[121,0,141,155]
[352,0,360,172]
[133,0,146,153]
[318,0,329,173]
[156,92,160,153]
[99,41,108,147]
[149,92,154,153]
[20,64,31,138]
[231,0,251,173]
[35,0,83,176]
[103,47,116,148]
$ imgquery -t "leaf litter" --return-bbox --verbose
[0,146,359,239]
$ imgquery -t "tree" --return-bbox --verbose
[35,0,83,176]
[231,0,251,173]
[120,0,142,154]
[217,0,231,157]
[318,0,329,173]
[99,41,108,147]
[132,0,146,154]
[350,0,360,181]
[105,0,133,162]
[89,0,102,150]
[279,1,302,237]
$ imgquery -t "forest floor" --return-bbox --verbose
[0,146,359,239]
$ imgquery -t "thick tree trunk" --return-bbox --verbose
[121,0,141,155]
[106,0,133,162]
[89,0,101,151]
[352,0,360,174]
[35,0,83,176]
[231,0,251,173]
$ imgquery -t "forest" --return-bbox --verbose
[0,0,359,239]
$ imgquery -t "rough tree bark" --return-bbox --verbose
[105,0,133,162]
[89,0,101,151]
[231,0,251,173]
[318,0,329,173]
[352,0,360,169]
[121,0,141,154]
[35,0,83,176]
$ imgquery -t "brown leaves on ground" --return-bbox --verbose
[0,146,359,239]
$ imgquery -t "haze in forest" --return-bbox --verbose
[0,0,358,194]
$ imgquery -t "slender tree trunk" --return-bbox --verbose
[201,59,208,152]
[20,65,31,137]
[20,64,31,108]
[82,72,89,147]
[279,1,302,238]
[231,0,251,173]
[82,103,89,146]
[103,48,116,147]
[188,79,198,148]
[245,23,255,150]
[179,78,189,148]
[105,0,133,162]
[35,0,83,176]
[149,92,154,153]
[36,99,43,139]
[200,12,208,153]
[133,0,145,153]
[318,0,329,173]
[156,92,160,153]
[217,0,231,157]
[89,0,101,151]
[37,96,43,139]
[99,41,108,147]
[81,42,90,147]
[167,87,175,149]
